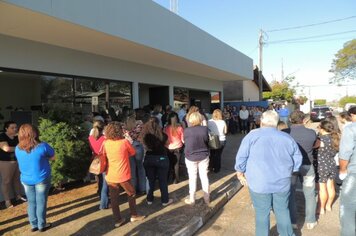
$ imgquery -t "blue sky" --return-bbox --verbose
[153,0,356,101]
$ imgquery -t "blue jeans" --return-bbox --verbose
[144,155,169,203]
[289,165,316,224]
[98,173,109,209]
[241,119,248,132]
[130,141,147,193]
[249,189,295,236]
[22,176,51,230]
[340,173,356,236]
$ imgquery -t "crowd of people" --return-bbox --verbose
[1,102,355,235]
[85,103,229,226]
[221,103,289,135]
[235,106,356,236]
[0,103,227,231]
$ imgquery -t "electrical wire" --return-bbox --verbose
[266,16,356,32]
[267,30,356,44]
[267,36,355,45]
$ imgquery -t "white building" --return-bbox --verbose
[0,0,253,201]
[0,0,253,124]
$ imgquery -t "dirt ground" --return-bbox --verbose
[0,182,99,235]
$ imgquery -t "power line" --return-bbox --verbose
[267,36,354,45]
[266,15,356,32]
[267,30,356,44]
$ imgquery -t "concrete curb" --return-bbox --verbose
[173,175,243,236]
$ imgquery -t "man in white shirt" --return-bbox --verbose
[239,106,249,134]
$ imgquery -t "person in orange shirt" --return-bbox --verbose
[104,122,145,227]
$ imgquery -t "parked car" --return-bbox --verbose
[344,103,356,111]
[310,106,333,122]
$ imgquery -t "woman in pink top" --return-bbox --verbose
[88,120,109,210]
[164,112,184,183]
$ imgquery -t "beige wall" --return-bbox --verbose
[243,80,260,102]
[0,34,223,93]
[3,0,252,80]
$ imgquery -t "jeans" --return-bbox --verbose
[289,165,316,224]
[144,155,169,203]
[249,189,294,236]
[241,119,248,132]
[97,173,109,209]
[340,173,356,236]
[22,176,51,230]
[130,141,146,193]
[185,157,210,202]
[209,141,226,173]
[168,147,183,183]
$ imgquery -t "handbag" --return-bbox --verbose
[89,142,107,175]
[208,133,221,150]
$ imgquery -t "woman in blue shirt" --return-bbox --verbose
[15,124,55,232]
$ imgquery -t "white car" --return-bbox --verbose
[345,103,356,111]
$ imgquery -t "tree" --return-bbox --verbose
[263,76,296,102]
[314,99,327,106]
[330,39,356,83]
[38,118,91,187]
[339,95,356,108]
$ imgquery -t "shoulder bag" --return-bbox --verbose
[89,141,108,175]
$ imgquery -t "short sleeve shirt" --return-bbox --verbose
[0,133,19,161]
[15,142,55,185]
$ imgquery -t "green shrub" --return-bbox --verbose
[314,99,326,106]
[38,118,91,187]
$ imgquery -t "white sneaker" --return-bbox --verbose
[162,199,173,207]
[184,199,195,205]
[147,201,153,205]
[306,222,317,230]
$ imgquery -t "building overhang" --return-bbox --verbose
[0,1,253,82]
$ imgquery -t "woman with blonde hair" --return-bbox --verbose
[184,111,210,205]
[15,124,55,232]
[88,120,109,210]
[208,109,227,173]
[164,112,184,183]
[183,106,207,128]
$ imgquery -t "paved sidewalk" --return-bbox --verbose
[3,133,243,236]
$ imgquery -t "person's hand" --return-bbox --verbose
[339,170,348,181]
[236,172,248,186]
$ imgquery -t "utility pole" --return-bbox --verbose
[258,29,263,101]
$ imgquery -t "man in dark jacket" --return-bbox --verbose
[283,110,318,230]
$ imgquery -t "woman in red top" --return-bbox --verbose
[104,122,145,227]
[164,112,184,183]
[88,120,109,210]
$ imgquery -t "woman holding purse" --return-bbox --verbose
[88,120,110,210]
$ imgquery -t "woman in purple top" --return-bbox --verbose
[183,112,210,205]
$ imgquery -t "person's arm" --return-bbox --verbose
[223,121,228,134]
[234,137,250,185]
[126,140,136,157]
[0,141,15,152]
[44,142,56,161]
[291,140,303,172]
[339,159,349,174]
[338,127,354,175]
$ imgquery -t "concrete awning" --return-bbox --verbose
[0,0,253,81]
